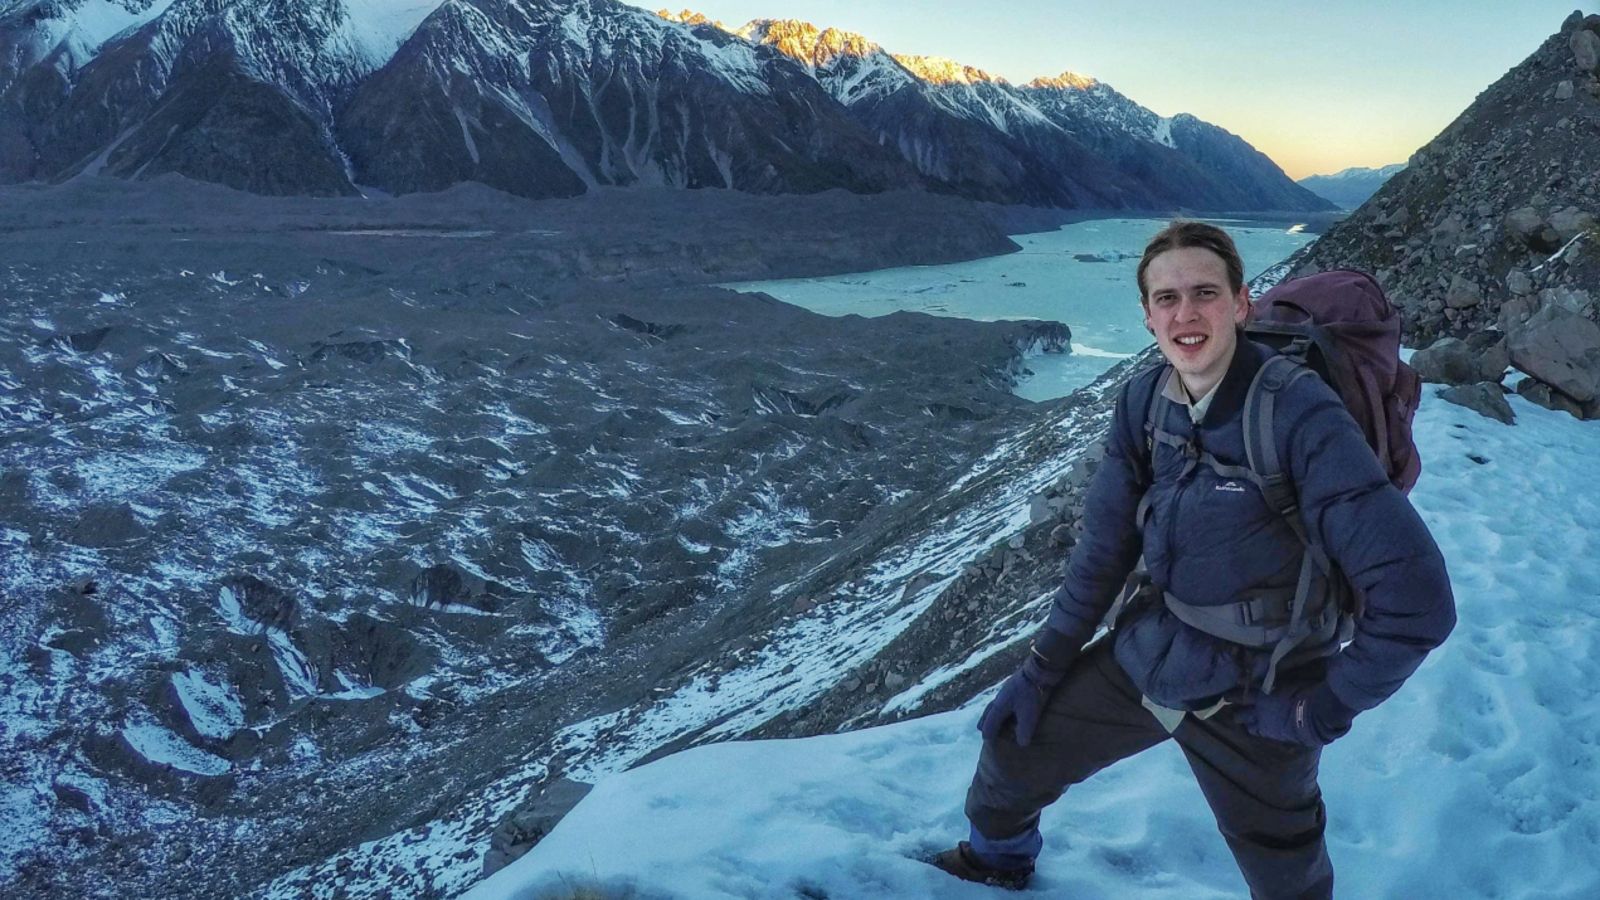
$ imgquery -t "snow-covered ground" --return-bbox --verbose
[465,383,1600,899]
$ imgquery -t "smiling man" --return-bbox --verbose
[931,221,1456,897]
[1140,237,1251,401]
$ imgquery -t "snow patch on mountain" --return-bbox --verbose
[2,0,175,69]
[121,719,231,776]
[331,0,445,69]
[1151,114,1176,148]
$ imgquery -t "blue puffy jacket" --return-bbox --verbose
[1046,336,1456,713]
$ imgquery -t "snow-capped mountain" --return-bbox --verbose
[730,16,1332,211]
[1297,162,1406,208]
[0,0,1329,209]
[0,0,915,197]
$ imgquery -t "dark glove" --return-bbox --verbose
[977,627,1081,747]
[1234,682,1358,748]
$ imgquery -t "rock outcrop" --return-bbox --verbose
[1291,13,1600,358]
[1291,12,1600,420]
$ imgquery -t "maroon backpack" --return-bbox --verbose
[1247,269,1422,494]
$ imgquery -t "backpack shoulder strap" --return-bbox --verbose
[1143,365,1182,456]
[1242,354,1318,538]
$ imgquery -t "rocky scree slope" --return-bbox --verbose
[1291,12,1600,420]
[0,181,1061,899]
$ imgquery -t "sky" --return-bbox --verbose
[464,366,1600,900]
[628,1,1599,179]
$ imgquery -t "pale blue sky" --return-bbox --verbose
[630,1,1597,178]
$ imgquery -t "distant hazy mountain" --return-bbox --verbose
[0,0,1331,210]
[1297,163,1406,209]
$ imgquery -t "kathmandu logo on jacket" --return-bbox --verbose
[1214,480,1247,493]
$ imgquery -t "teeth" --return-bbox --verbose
[1176,336,1205,345]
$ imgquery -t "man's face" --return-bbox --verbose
[1141,246,1251,397]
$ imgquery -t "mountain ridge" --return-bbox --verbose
[0,0,1332,210]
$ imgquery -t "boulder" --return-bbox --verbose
[1573,27,1600,73]
[1507,305,1600,402]
[1439,383,1515,425]
[1411,337,1485,385]
[1516,377,1593,419]
[1498,294,1541,333]
[1505,268,1534,296]
[1503,207,1562,253]
[1541,285,1595,318]
[1475,335,1511,382]
[1445,274,1483,309]
[482,778,595,877]
[1557,80,1576,101]
[1549,206,1597,243]
[66,502,146,547]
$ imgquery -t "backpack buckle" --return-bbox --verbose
[1263,473,1297,515]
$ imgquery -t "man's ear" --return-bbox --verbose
[1233,286,1252,324]
[1141,299,1154,334]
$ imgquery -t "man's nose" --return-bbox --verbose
[1175,296,1201,320]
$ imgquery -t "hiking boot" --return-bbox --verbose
[928,841,1033,890]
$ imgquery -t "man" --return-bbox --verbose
[932,222,1456,897]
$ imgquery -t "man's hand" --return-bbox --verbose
[977,628,1080,747]
[1234,682,1358,748]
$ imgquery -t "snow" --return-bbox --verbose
[468,387,1600,898]
[332,0,445,69]
[170,669,245,741]
[122,722,231,777]
[694,33,771,96]
[1152,115,1176,148]
[17,0,177,69]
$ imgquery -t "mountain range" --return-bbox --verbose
[0,0,1331,210]
[1296,162,1405,209]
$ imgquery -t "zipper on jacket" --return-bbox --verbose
[1164,425,1203,590]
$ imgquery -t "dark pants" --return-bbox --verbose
[965,639,1334,900]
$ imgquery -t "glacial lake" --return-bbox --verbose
[725,217,1314,401]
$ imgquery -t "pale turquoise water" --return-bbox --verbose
[724,217,1314,400]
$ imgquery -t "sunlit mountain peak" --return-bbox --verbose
[736,18,880,66]
[1026,71,1100,91]
[891,54,1004,86]
[656,8,725,29]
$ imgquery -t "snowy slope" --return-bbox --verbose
[465,385,1600,899]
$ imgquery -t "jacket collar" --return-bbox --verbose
[1160,330,1265,426]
